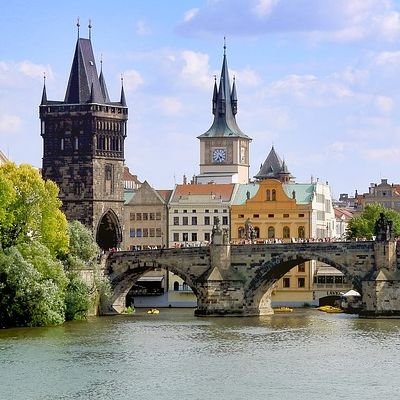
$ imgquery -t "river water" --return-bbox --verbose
[0,308,399,400]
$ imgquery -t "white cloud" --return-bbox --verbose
[252,0,279,18]
[184,8,199,22]
[18,61,52,79]
[231,67,262,87]
[160,97,183,115]
[123,69,144,92]
[0,60,53,85]
[374,95,394,114]
[374,51,400,66]
[0,114,22,133]
[136,20,151,36]
[180,50,211,88]
[363,147,400,160]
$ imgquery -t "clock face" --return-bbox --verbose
[212,148,226,163]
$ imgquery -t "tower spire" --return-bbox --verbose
[77,17,80,39]
[41,72,47,105]
[88,19,92,40]
[120,74,127,107]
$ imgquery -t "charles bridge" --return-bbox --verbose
[103,220,400,318]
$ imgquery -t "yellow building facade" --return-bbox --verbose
[231,179,314,306]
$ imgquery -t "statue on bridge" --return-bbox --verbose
[244,218,256,241]
[374,213,394,241]
[211,217,229,245]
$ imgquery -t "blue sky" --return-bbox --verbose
[2,0,400,198]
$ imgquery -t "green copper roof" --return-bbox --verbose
[198,48,250,139]
[232,183,260,205]
[283,183,315,204]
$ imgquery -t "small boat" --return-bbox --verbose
[274,306,293,313]
[317,305,343,313]
[147,308,160,315]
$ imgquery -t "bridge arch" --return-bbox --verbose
[96,209,122,251]
[245,251,356,312]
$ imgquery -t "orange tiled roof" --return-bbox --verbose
[173,184,235,202]
[156,190,173,202]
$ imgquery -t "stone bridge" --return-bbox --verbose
[104,230,400,318]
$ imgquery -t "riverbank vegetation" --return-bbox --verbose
[0,162,105,328]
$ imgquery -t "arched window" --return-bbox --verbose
[298,226,305,239]
[272,189,276,201]
[268,226,275,239]
[173,281,179,291]
[254,227,260,238]
[266,190,271,201]
[283,226,290,239]
[238,227,245,239]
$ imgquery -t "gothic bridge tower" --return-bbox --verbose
[197,42,252,184]
[40,24,127,250]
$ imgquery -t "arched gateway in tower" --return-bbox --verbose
[39,27,127,250]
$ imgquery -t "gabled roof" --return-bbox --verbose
[232,183,260,205]
[157,190,173,203]
[126,181,167,205]
[64,38,104,104]
[198,47,250,140]
[254,146,294,181]
[171,183,236,202]
[283,183,315,204]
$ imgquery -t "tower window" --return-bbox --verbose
[60,138,64,150]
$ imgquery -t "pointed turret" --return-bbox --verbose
[212,76,218,115]
[198,43,249,139]
[64,38,104,104]
[231,76,237,115]
[120,78,127,107]
[254,146,294,182]
[41,76,47,105]
[99,60,110,103]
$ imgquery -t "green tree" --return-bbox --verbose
[0,162,69,256]
[346,203,400,239]
[0,246,65,327]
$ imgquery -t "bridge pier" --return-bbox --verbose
[360,240,400,318]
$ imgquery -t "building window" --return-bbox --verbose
[205,209,209,213]
[272,189,276,201]
[173,232,179,242]
[143,213,148,221]
[253,214,259,218]
[192,210,197,213]
[238,214,244,218]
[266,189,271,201]
[298,226,305,239]
[214,209,218,213]
[223,209,227,213]
[268,214,274,218]
[204,232,211,242]
[204,216,210,225]
[74,137,79,150]
[136,213,142,221]
[254,227,260,238]
[298,263,306,273]
[174,281,179,291]
[60,138,64,150]
[222,216,228,225]
[174,210,178,213]
[182,233,189,242]
[183,210,187,213]
[192,216,197,225]
[298,213,305,218]
[238,227,245,238]
[143,228,149,237]
[298,278,305,288]
[156,212,161,220]
[283,214,289,218]
[149,228,155,237]
[149,213,155,220]
[129,229,135,237]
[136,229,142,238]
[173,217,179,225]
[283,278,290,288]
[130,212,135,221]
[213,216,219,225]
[283,226,290,239]
[156,228,161,237]
[268,226,275,239]
[191,233,197,242]
[183,217,188,225]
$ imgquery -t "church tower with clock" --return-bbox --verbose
[197,43,252,184]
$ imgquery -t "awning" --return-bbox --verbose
[342,289,361,297]
[137,276,164,282]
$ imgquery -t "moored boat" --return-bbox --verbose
[274,306,293,313]
[317,305,343,313]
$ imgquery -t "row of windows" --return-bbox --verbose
[238,226,306,239]
[173,209,227,214]
[96,120,125,132]
[173,216,228,226]
[282,277,306,288]
[130,228,162,238]
[173,232,211,242]
[314,276,347,284]
[97,135,123,152]
[130,212,162,221]
[238,213,305,219]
